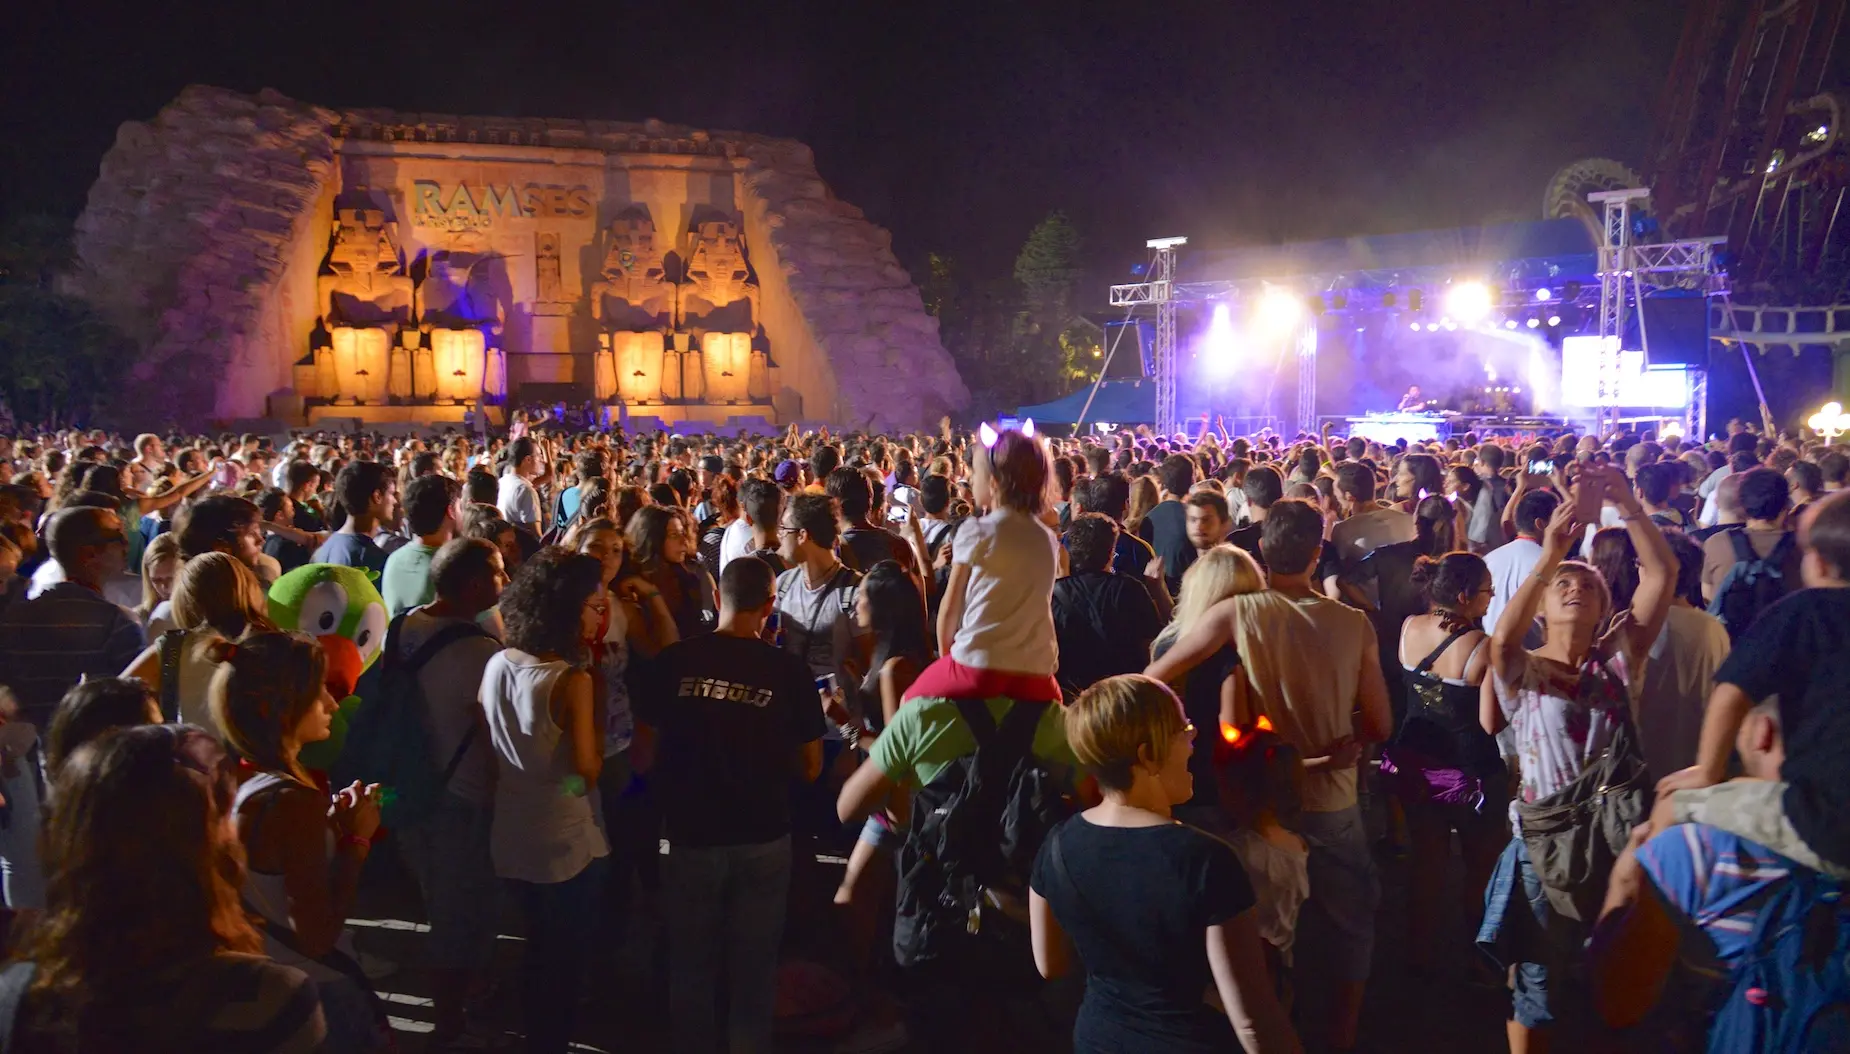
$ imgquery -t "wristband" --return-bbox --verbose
[340,834,371,853]
[840,722,864,751]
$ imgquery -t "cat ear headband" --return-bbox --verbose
[978,418,1035,449]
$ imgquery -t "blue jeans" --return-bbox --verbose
[509,857,607,1054]
[665,835,792,1054]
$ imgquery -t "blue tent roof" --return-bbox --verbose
[1017,380,1156,424]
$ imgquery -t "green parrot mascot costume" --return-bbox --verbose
[267,563,388,772]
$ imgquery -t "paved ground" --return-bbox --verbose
[349,820,1527,1053]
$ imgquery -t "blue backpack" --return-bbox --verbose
[332,613,492,829]
[1706,530,1797,641]
[1706,870,1850,1053]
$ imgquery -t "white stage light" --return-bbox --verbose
[1547,315,1562,327]
[1409,322,1421,332]
[1444,281,1493,323]
[1203,303,1239,371]
[1441,318,1458,331]
[1504,319,1519,329]
[1526,318,1541,329]
[1255,287,1301,334]
[1534,288,1554,302]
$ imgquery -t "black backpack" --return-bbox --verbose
[893,699,1072,971]
[1707,530,1798,641]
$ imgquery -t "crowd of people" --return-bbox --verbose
[0,411,1841,1052]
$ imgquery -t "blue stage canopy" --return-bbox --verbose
[1017,380,1155,425]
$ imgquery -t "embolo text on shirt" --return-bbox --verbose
[678,676,775,708]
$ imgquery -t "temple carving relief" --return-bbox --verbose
[313,209,415,405]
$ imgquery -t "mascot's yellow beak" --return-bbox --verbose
[318,634,364,700]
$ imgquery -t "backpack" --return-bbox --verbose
[331,613,493,828]
[1705,870,1850,1053]
[893,699,1072,972]
[1706,531,1797,641]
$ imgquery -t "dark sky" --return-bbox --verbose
[5,0,1688,282]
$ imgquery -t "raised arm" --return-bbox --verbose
[1491,498,1579,683]
[1500,458,1533,540]
[1145,596,1240,685]
[1600,465,1676,660]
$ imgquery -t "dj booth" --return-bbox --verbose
[1336,412,1575,443]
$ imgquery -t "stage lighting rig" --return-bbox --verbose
[1444,281,1494,324]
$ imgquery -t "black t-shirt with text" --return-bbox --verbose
[1714,587,1850,869]
[1030,817,1255,1053]
[638,632,826,848]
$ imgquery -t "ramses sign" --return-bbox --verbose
[410,180,592,231]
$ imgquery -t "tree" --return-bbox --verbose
[0,215,136,425]
[1011,212,1086,404]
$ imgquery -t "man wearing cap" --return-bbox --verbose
[773,460,803,494]
[0,507,145,728]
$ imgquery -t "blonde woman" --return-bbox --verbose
[1029,675,1300,1054]
[1153,545,1265,831]
[136,532,182,633]
[122,552,277,731]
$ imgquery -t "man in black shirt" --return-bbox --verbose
[1052,514,1163,697]
[640,556,825,1054]
[1226,465,1281,570]
[1140,453,1197,594]
[1072,472,1171,619]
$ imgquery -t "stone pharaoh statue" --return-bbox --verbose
[589,209,675,403]
[417,245,507,405]
[314,209,416,405]
[680,219,768,404]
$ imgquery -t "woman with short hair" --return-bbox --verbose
[1029,675,1299,1053]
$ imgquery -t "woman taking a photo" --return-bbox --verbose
[3,724,326,1052]
[482,547,608,1054]
[213,631,390,1053]
[1384,550,1505,974]
[1030,675,1299,1053]
[1477,465,1674,1054]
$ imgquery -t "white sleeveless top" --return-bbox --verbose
[481,650,609,883]
[232,771,355,986]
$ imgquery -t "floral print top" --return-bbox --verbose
[1493,650,1633,830]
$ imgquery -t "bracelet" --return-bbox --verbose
[840,722,864,751]
[339,834,371,853]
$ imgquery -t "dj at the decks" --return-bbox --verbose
[1395,383,1426,411]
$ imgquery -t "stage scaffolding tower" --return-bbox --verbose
[1109,238,1185,436]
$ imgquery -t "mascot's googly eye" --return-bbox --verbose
[296,581,350,639]
[351,604,388,664]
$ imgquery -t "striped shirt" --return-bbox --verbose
[0,583,146,726]
[1637,823,1794,969]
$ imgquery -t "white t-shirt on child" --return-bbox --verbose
[948,507,1059,675]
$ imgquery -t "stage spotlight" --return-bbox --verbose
[1409,321,1421,332]
[1444,281,1493,323]
[1505,319,1519,329]
[1547,315,1562,327]
[1203,302,1239,371]
[1441,319,1458,331]
[1255,287,1301,334]
[1534,288,1554,302]
[1526,318,1542,329]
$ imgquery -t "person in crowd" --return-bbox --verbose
[1477,465,1675,1053]
[387,537,508,1049]
[1028,674,1300,1054]
[1383,550,1504,974]
[624,505,715,639]
[136,531,181,635]
[638,556,826,1054]
[481,547,608,1054]
[496,437,548,531]
[1147,499,1391,1051]
[555,449,606,527]
[173,493,266,573]
[828,467,918,576]
[1699,465,1800,606]
[1124,475,1160,541]
[695,474,739,573]
[257,488,313,576]
[1329,461,1415,585]
[1217,727,1310,1007]
[42,676,160,780]
[0,507,144,729]
[120,552,275,732]
[381,473,458,617]
[1484,488,1563,652]
[775,492,870,699]
[3,724,328,1052]
[213,631,391,1052]
[1657,488,1850,881]
[723,476,785,574]
[1392,453,1445,514]
[1787,457,1823,520]
[1635,461,1689,529]
[1448,463,1502,553]
[1051,513,1164,699]
[1226,465,1281,568]
[1184,489,1236,557]
[1338,494,1462,704]
[1152,543,1264,833]
[312,461,394,575]
[1141,454,1198,593]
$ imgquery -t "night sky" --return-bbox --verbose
[6,0,1689,280]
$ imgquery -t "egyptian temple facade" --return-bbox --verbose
[65,86,969,430]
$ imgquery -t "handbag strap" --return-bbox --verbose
[157,629,186,723]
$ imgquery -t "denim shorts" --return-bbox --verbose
[1477,836,1552,1028]
[858,812,901,850]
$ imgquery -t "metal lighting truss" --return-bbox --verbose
[1109,240,1183,436]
